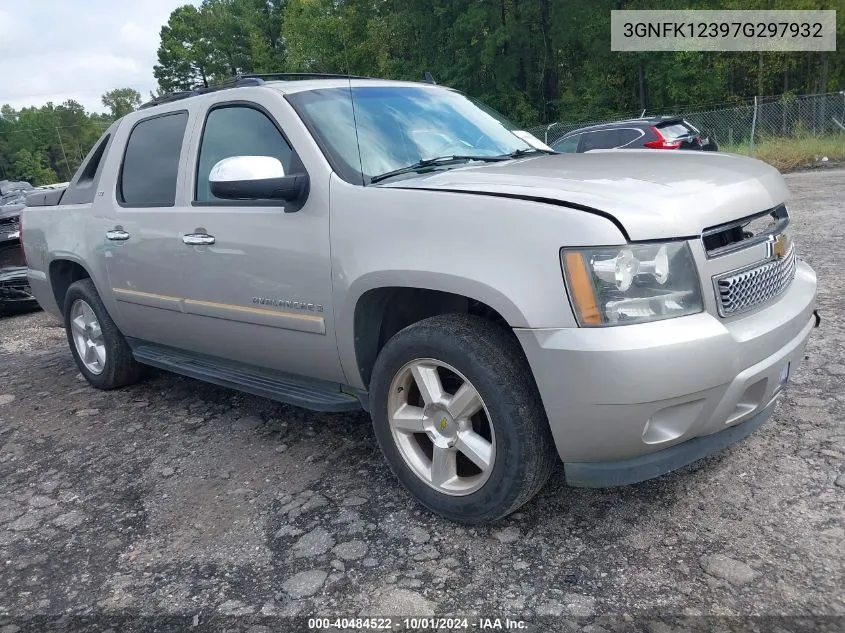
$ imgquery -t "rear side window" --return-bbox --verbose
[581,129,620,151]
[616,129,643,147]
[78,134,110,183]
[195,105,292,202]
[119,112,188,206]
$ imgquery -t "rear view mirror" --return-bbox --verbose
[209,156,308,205]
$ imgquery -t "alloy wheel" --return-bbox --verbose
[387,358,496,496]
[70,299,106,375]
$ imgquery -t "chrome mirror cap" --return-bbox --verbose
[209,156,286,183]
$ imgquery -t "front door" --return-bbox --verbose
[168,97,343,383]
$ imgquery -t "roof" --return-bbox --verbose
[561,115,684,136]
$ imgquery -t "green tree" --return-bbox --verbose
[153,5,216,90]
[101,88,142,118]
[154,0,286,91]
[0,98,112,185]
[11,149,58,185]
[1,0,840,185]
[149,0,845,124]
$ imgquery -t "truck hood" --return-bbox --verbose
[384,150,789,241]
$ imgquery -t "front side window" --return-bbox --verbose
[553,134,581,153]
[287,86,537,184]
[195,106,293,202]
[119,112,188,206]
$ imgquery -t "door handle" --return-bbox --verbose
[182,233,216,246]
[105,229,130,241]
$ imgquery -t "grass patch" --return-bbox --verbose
[723,135,845,172]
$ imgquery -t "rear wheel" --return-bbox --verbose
[369,314,557,524]
[64,279,145,389]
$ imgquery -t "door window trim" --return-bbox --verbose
[575,127,648,151]
[614,127,646,148]
[580,128,623,152]
[116,109,190,209]
[552,132,583,153]
[191,100,305,208]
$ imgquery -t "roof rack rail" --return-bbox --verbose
[138,72,382,111]
[139,76,266,110]
[238,72,373,81]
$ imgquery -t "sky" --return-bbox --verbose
[0,0,195,113]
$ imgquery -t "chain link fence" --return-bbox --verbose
[528,91,845,151]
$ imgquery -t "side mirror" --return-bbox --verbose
[209,156,308,205]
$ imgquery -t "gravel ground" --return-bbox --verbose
[0,170,842,633]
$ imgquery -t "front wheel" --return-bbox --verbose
[369,314,557,524]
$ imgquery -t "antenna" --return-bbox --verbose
[424,72,437,85]
[640,109,647,118]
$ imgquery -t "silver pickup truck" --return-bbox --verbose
[20,75,818,523]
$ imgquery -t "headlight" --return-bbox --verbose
[561,242,703,327]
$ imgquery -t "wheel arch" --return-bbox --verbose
[48,256,95,317]
[347,277,527,389]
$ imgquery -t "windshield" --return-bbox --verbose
[287,86,538,185]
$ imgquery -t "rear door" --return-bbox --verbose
[616,127,645,148]
[580,129,621,151]
[172,94,344,382]
[102,110,195,348]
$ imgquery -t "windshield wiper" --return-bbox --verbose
[500,147,557,159]
[369,155,508,184]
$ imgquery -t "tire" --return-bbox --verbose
[369,313,557,524]
[63,278,145,390]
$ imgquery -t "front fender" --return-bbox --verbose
[337,272,531,388]
[329,176,627,389]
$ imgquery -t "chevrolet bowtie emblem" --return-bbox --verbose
[440,418,448,430]
[772,233,789,259]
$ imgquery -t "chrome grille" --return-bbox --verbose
[714,245,796,316]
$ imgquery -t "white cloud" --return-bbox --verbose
[0,0,197,113]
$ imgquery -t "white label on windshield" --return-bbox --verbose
[513,130,554,152]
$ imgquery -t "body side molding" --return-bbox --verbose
[113,288,326,334]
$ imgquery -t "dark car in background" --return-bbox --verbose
[551,117,718,153]
[0,183,39,315]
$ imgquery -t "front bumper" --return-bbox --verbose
[515,259,817,482]
[565,397,777,487]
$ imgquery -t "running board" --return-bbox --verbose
[130,342,362,412]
